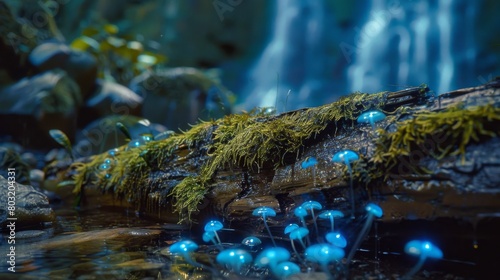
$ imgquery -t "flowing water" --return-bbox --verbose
[241,0,480,111]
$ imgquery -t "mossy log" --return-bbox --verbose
[66,79,500,232]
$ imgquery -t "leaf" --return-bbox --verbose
[70,36,100,52]
[49,129,74,161]
[104,24,119,34]
[116,122,131,141]
[57,180,76,188]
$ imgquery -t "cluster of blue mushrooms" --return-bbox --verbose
[167,109,442,278]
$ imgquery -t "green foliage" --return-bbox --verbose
[115,122,132,141]
[70,23,167,84]
[49,129,74,161]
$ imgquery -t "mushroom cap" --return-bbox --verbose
[332,150,359,164]
[242,236,262,247]
[318,210,344,220]
[293,206,308,218]
[357,110,386,124]
[216,248,253,270]
[284,223,300,235]
[365,203,383,218]
[202,231,215,243]
[252,206,277,218]
[204,220,223,232]
[254,247,291,268]
[301,156,318,169]
[405,240,443,259]
[170,240,198,254]
[272,261,301,278]
[301,200,323,211]
[326,232,347,248]
[305,243,345,265]
[289,227,309,240]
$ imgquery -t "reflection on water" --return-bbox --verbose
[0,206,182,279]
[0,206,487,279]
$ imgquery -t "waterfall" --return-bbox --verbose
[347,0,477,95]
[240,0,331,112]
[240,0,481,111]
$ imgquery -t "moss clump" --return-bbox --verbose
[72,91,389,221]
[371,103,500,179]
[170,176,207,221]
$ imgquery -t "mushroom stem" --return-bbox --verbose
[329,216,334,232]
[263,217,277,247]
[370,119,376,129]
[213,230,222,246]
[320,263,334,280]
[404,255,427,279]
[345,160,355,219]
[346,213,374,265]
[311,209,320,239]
[290,239,307,266]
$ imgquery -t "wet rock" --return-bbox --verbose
[0,69,81,148]
[29,41,98,99]
[129,67,232,131]
[74,115,166,157]
[79,79,143,127]
[0,175,55,229]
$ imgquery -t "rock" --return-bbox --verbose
[29,41,98,99]
[0,69,81,148]
[0,175,55,229]
[79,79,143,127]
[129,67,232,130]
[74,115,167,157]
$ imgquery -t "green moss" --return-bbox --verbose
[169,176,207,222]
[371,104,500,179]
[72,91,389,221]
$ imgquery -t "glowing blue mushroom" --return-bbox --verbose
[107,148,119,157]
[318,210,344,232]
[204,220,224,247]
[325,232,347,248]
[216,248,253,274]
[301,156,319,186]
[346,203,384,265]
[272,261,301,279]
[254,247,290,270]
[290,227,310,264]
[241,236,262,252]
[403,240,443,279]
[252,206,277,246]
[301,200,323,237]
[357,110,386,130]
[332,150,359,219]
[293,206,308,228]
[305,243,344,279]
[169,240,203,269]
